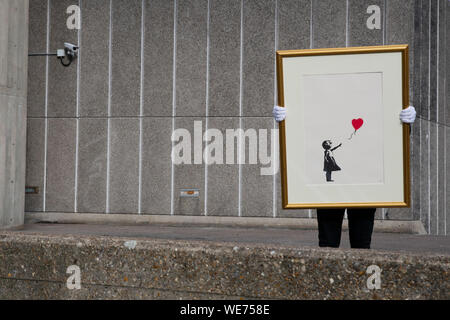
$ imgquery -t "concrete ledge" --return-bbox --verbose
[0,224,26,231]
[0,232,448,299]
[25,212,427,235]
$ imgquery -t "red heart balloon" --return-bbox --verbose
[352,118,364,131]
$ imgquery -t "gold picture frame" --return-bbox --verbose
[276,45,410,209]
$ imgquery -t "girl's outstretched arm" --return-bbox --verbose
[331,143,342,151]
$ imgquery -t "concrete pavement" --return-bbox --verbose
[11,222,450,255]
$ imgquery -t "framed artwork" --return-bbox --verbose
[276,45,410,209]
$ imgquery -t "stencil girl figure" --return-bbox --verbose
[322,140,342,182]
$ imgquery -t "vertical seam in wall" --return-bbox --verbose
[238,0,243,218]
[383,0,387,45]
[74,0,82,213]
[170,0,177,216]
[43,0,50,212]
[382,0,386,221]
[204,0,210,217]
[345,2,349,221]
[419,0,423,223]
[138,0,145,215]
[382,0,387,223]
[106,0,112,214]
[412,2,421,222]
[427,0,431,234]
[273,0,278,218]
[436,0,439,234]
[427,119,430,233]
[309,0,313,218]
[443,4,448,235]
[419,120,422,222]
[409,0,414,216]
[382,0,387,221]
[345,0,349,47]
[445,106,447,234]
[310,0,313,49]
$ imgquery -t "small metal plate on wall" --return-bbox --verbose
[180,189,200,198]
[25,186,40,194]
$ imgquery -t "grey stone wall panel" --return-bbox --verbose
[143,0,174,117]
[419,118,430,232]
[429,121,438,234]
[45,118,76,212]
[348,0,384,46]
[446,0,450,126]
[109,118,140,214]
[141,117,172,215]
[47,0,78,117]
[27,0,47,117]
[25,118,45,212]
[429,0,438,122]
[278,0,310,50]
[206,117,240,216]
[386,0,415,100]
[79,0,110,117]
[437,123,446,235]
[208,0,241,117]
[411,117,421,221]
[437,0,447,235]
[418,0,430,120]
[242,0,275,117]
[437,0,447,124]
[312,0,346,48]
[175,0,208,117]
[173,117,205,216]
[240,117,273,217]
[77,118,108,213]
[446,127,450,235]
[110,0,141,117]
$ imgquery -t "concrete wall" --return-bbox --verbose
[1,232,448,299]
[0,0,29,229]
[25,0,449,234]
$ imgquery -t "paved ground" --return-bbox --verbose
[11,222,450,255]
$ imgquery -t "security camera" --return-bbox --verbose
[28,42,79,68]
[55,42,79,67]
[64,42,78,57]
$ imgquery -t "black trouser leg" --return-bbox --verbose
[317,209,345,248]
[347,208,376,249]
[326,171,332,181]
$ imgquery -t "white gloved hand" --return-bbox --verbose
[273,105,286,122]
[399,105,416,123]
